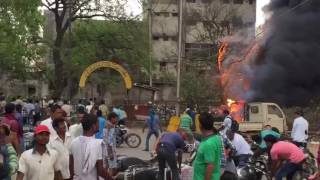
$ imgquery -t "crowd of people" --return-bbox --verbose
[0,96,129,180]
[0,94,317,180]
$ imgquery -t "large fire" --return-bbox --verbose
[218,39,261,122]
[227,98,245,122]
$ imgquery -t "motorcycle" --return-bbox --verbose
[292,147,318,180]
[115,142,198,180]
[116,125,141,148]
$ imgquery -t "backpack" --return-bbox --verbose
[0,144,9,179]
[230,117,239,133]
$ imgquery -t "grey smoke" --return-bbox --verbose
[245,0,320,106]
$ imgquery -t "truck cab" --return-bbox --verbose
[240,102,287,133]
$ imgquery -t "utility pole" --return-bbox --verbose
[148,0,153,87]
[176,0,183,116]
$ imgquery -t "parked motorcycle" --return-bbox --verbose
[292,147,318,180]
[115,142,198,180]
[116,125,141,148]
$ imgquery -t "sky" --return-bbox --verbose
[125,0,143,16]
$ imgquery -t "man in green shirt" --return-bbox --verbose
[260,125,281,150]
[193,112,222,180]
[179,110,193,133]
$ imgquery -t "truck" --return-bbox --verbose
[214,102,288,133]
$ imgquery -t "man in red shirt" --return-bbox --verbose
[264,135,305,180]
[2,103,22,155]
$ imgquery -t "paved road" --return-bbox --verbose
[117,128,158,160]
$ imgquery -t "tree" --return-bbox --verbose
[42,0,135,98]
[0,0,43,79]
[185,1,236,44]
[181,68,222,106]
[63,19,149,97]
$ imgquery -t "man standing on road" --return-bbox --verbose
[69,108,86,139]
[99,100,109,117]
[17,125,63,180]
[2,103,21,155]
[219,110,232,137]
[155,129,188,180]
[142,109,161,151]
[179,109,193,134]
[69,114,112,180]
[291,107,309,148]
[41,104,67,138]
[48,118,73,180]
[193,112,223,180]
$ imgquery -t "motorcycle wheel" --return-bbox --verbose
[292,170,308,180]
[125,133,141,148]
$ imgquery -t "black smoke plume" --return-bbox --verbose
[246,0,320,106]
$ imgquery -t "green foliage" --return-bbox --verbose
[64,19,149,95]
[181,69,222,106]
[0,0,43,78]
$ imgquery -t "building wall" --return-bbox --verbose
[150,0,256,101]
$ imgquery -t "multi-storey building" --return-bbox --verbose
[150,0,256,102]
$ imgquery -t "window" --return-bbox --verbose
[159,62,167,71]
[162,12,170,17]
[186,0,196,3]
[185,43,213,60]
[248,0,255,4]
[172,13,178,17]
[268,105,283,118]
[163,36,169,41]
[221,0,230,3]
[250,106,259,114]
[171,36,178,41]
[154,12,161,16]
[233,0,243,4]
[153,36,160,40]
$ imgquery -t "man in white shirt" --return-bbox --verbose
[41,104,68,138]
[291,108,309,147]
[219,110,232,137]
[227,129,253,167]
[17,125,63,180]
[69,109,86,139]
[48,118,73,180]
[62,100,73,118]
[69,114,112,180]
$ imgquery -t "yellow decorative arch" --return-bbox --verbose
[79,61,132,90]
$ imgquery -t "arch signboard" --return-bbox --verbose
[79,61,132,90]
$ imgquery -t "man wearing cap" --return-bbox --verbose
[291,107,309,148]
[17,125,63,180]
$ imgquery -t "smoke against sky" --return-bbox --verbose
[246,0,320,106]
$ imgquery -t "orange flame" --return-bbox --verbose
[218,42,228,72]
[226,98,245,122]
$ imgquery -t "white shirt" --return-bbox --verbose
[86,105,93,113]
[48,132,73,179]
[41,117,69,138]
[24,103,35,114]
[222,115,232,136]
[18,148,61,180]
[70,136,104,180]
[62,104,73,117]
[231,133,253,156]
[291,116,309,143]
[69,124,83,139]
